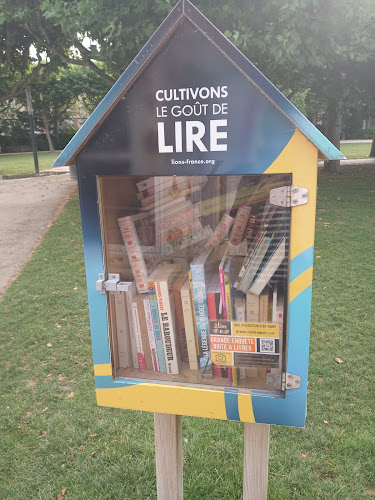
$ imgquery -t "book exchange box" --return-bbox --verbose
[54,0,343,427]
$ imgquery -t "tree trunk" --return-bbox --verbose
[369,131,375,158]
[323,98,342,173]
[42,111,55,152]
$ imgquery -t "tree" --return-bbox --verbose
[1,0,374,168]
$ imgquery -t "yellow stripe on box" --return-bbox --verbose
[289,267,313,303]
[238,393,255,423]
[265,130,318,261]
[93,364,112,376]
[96,383,228,420]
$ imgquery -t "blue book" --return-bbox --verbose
[190,247,213,378]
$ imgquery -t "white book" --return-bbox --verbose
[131,300,146,371]
[155,267,183,375]
[248,238,286,295]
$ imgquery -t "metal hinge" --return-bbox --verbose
[266,372,301,391]
[96,273,120,294]
[270,186,308,207]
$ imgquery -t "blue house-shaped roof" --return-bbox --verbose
[54,0,344,167]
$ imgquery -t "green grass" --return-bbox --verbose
[340,142,372,159]
[0,167,374,499]
[0,151,60,175]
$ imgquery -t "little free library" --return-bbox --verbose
[54,0,343,428]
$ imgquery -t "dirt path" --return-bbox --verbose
[0,174,77,299]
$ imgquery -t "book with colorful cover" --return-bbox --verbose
[143,295,160,371]
[134,294,154,371]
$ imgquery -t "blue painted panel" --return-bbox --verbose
[289,246,314,282]
[224,392,240,421]
[95,376,141,389]
[77,169,111,365]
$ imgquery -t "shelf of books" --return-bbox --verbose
[98,173,291,392]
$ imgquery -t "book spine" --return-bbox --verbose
[204,213,234,250]
[156,280,180,375]
[237,236,271,293]
[124,285,139,369]
[180,285,199,370]
[155,204,201,234]
[233,230,265,288]
[164,225,213,255]
[229,206,251,245]
[143,296,159,371]
[118,217,149,293]
[190,263,212,377]
[148,280,167,373]
[246,293,260,322]
[224,269,233,320]
[161,218,203,246]
[113,292,131,368]
[173,285,189,364]
[188,271,200,353]
[218,267,228,320]
[131,301,146,371]
[140,176,205,205]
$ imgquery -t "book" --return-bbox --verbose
[112,291,132,368]
[131,300,146,371]
[229,206,252,245]
[154,263,186,375]
[172,275,189,364]
[137,176,189,200]
[163,225,213,255]
[132,295,154,371]
[190,247,214,378]
[147,270,167,373]
[140,176,207,205]
[143,295,160,371]
[180,280,199,370]
[118,216,150,293]
[117,281,139,369]
[234,297,246,321]
[259,287,270,322]
[248,236,286,295]
[141,185,202,212]
[204,213,234,250]
[155,204,201,234]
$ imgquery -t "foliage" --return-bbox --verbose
[0,152,60,174]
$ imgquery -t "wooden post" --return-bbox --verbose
[154,413,183,500]
[243,423,270,500]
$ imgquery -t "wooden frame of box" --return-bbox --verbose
[54,0,343,428]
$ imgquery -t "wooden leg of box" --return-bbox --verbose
[243,422,270,500]
[154,413,183,500]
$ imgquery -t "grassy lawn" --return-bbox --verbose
[340,142,372,159]
[0,166,374,499]
[0,151,60,176]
